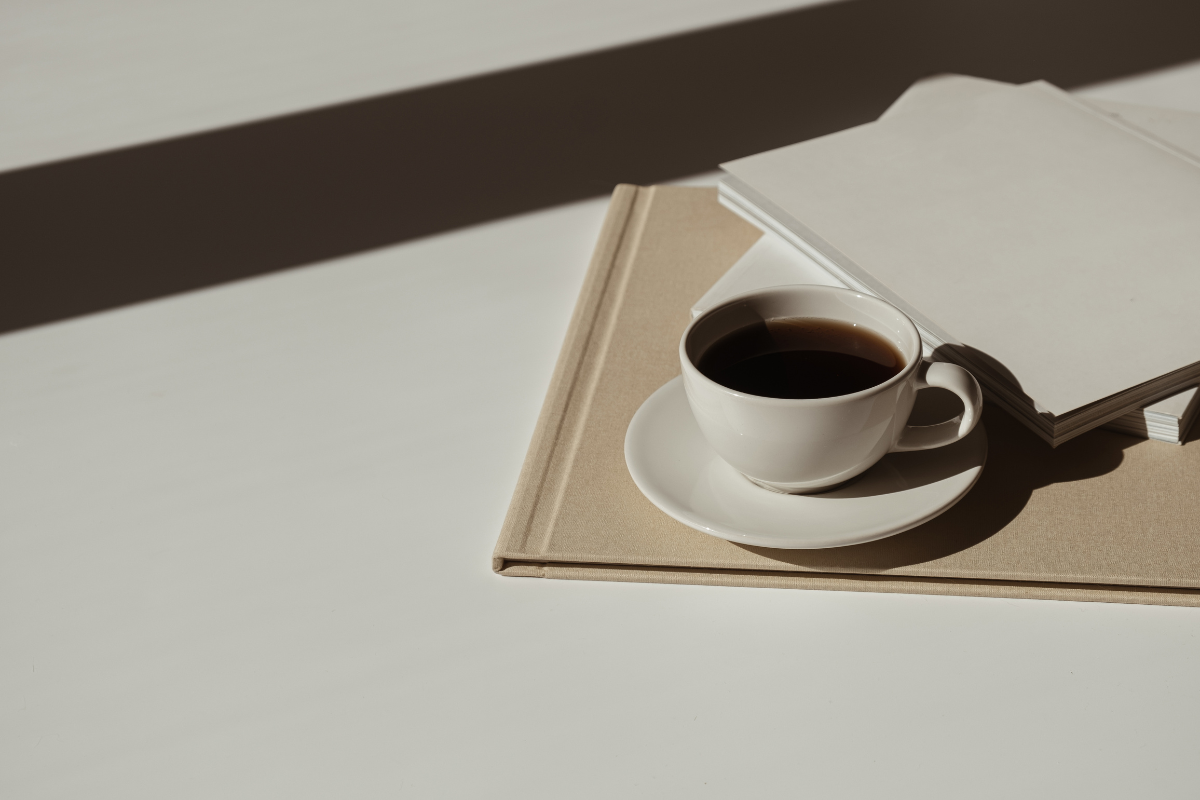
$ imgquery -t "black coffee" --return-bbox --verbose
[696,317,904,399]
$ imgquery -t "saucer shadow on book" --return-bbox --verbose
[625,377,987,549]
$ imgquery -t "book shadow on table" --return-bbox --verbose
[736,389,1147,570]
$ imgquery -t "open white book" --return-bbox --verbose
[718,77,1200,446]
[694,231,1200,444]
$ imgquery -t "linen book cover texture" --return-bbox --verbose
[493,185,1200,607]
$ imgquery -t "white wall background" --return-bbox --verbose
[0,0,831,172]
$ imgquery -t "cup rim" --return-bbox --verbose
[679,284,922,407]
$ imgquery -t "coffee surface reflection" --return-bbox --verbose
[696,316,904,399]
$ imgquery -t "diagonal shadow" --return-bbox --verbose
[4,0,1200,334]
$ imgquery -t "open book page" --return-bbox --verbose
[722,82,1200,417]
[878,75,1200,441]
[885,75,1200,156]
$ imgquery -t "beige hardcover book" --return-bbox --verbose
[494,185,1200,606]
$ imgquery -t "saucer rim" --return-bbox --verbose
[624,376,987,550]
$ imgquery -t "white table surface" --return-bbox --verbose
[5,9,1200,794]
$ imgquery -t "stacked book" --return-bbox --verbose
[715,75,1200,446]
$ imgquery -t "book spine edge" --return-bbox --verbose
[492,185,645,574]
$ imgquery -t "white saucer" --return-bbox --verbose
[624,377,988,549]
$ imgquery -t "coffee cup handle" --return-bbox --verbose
[891,361,984,453]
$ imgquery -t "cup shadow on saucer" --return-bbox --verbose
[736,387,1145,569]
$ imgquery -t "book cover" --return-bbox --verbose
[494,185,1200,606]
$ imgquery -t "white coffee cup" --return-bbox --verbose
[680,285,983,494]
